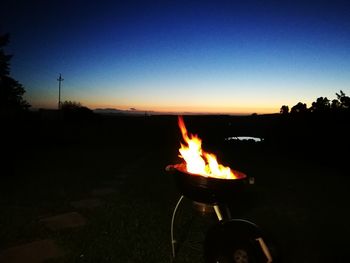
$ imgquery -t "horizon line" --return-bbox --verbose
[30,106,278,116]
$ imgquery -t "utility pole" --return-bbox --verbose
[57,73,64,109]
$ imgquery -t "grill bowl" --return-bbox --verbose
[166,164,248,204]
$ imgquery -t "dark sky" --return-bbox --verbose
[1,0,350,113]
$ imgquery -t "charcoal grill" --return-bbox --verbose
[166,164,274,263]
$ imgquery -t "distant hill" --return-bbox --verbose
[93,108,256,116]
[94,108,153,116]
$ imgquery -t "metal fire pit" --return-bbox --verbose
[166,164,248,204]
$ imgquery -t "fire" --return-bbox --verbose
[177,116,239,179]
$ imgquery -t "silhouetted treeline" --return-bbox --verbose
[275,92,350,171]
[280,91,350,115]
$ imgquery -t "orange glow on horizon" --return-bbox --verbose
[71,98,281,114]
[28,93,291,115]
[30,100,281,114]
[27,84,316,115]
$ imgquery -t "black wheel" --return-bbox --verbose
[232,248,249,263]
[204,220,273,263]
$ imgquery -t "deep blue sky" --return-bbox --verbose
[1,0,350,113]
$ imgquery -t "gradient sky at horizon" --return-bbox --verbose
[1,0,350,114]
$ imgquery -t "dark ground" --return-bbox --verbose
[1,113,349,262]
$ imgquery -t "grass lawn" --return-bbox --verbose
[1,115,349,262]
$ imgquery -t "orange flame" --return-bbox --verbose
[178,116,238,179]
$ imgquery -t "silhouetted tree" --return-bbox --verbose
[290,102,308,114]
[331,99,341,111]
[310,97,330,112]
[280,105,289,115]
[336,90,350,110]
[0,34,30,116]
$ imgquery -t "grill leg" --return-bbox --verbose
[213,205,223,221]
[256,237,273,263]
[171,195,184,258]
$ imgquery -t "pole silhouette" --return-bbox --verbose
[57,73,64,109]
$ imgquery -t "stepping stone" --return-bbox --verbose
[91,188,116,196]
[70,198,103,209]
[0,239,63,263]
[40,212,86,230]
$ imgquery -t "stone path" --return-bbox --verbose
[0,239,63,263]
[0,172,125,262]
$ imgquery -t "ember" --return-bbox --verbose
[177,116,244,180]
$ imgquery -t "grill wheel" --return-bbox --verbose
[233,248,250,263]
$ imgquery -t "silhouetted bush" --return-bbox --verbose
[61,100,94,121]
